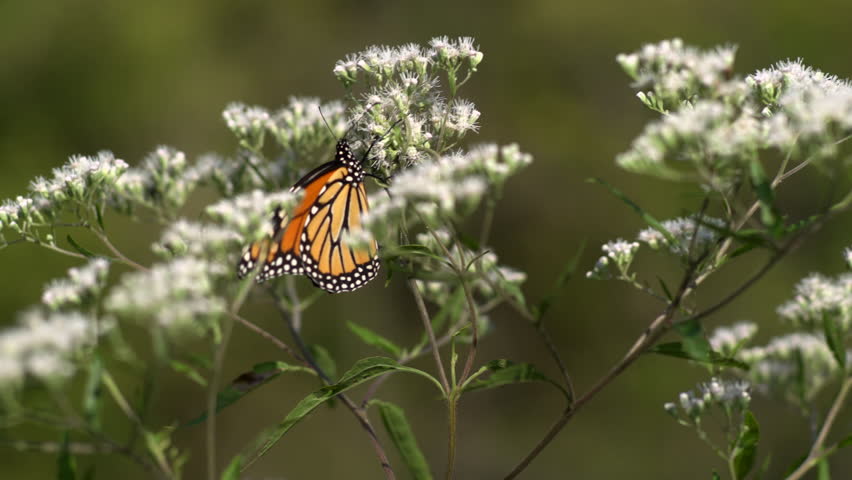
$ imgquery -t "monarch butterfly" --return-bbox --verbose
[237,139,380,293]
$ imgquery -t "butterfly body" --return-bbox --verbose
[237,139,379,293]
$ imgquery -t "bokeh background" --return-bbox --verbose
[2,1,851,478]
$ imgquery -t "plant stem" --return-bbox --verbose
[408,279,452,393]
[786,377,852,480]
[445,393,459,480]
[274,280,396,480]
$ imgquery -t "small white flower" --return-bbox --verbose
[42,258,110,310]
[708,322,757,356]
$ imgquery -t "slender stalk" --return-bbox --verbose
[207,277,255,480]
[408,279,452,393]
[445,393,459,480]
[786,377,852,480]
[273,281,396,480]
[90,227,149,271]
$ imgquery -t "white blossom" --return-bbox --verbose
[0,309,108,392]
[105,258,226,337]
[776,272,852,332]
[152,220,242,259]
[42,258,110,309]
[205,189,298,242]
[708,322,757,356]
[638,216,725,256]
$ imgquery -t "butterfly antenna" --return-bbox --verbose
[317,106,337,140]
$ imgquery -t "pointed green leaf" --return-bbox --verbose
[82,355,103,430]
[461,359,570,401]
[818,458,831,480]
[170,360,208,387]
[732,411,760,479]
[587,178,676,245]
[711,472,721,480]
[57,432,77,480]
[347,322,403,357]
[749,158,781,235]
[221,455,243,480]
[66,235,97,258]
[393,244,446,263]
[822,313,846,369]
[308,344,337,382]
[186,361,315,426]
[535,241,586,321]
[240,357,443,471]
[647,342,749,370]
[674,318,712,362]
[373,400,433,480]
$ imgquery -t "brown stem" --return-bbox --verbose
[408,279,452,393]
[786,377,852,480]
[271,284,396,480]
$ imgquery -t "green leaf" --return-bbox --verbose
[170,360,208,387]
[461,359,570,401]
[347,322,403,357]
[95,204,106,231]
[82,355,103,430]
[657,276,673,301]
[818,458,831,480]
[393,244,446,263]
[186,361,315,426]
[221,455,243,480]
[647,342,750,370]
[66,234,97,258]
[240,357,443,471]
[711,472,721,480]
[749,158,781,235]
[732,411,760,479]
[587,178,677,245]
[373,400,433,480]
[308,344,337,382]
[838,434,852,449]
[57,432,77,480]
[674,318,712,362]
[534,241,586,321]
[822,312,846,370]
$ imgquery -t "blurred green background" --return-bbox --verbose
[2,0,851,478]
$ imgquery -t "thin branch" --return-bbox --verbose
[272,282,396,480]
[90,227,149,271]
[786,377,852,480]
[407,279,452,393]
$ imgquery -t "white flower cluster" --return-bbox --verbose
[638,216,725,257]
[206,189,298,242]
[616,38,737,110]
[267,97,346,153]
[740,333,842,404]
[412,229,526,304]
[708,321,757,357]
[151,220,242,260]
[42,258,110,310]
[113,146,195,214]
[0,152,128,234]
[586,239,640,280]
[0,309,108,395]
[332,39,484,176]
[776,272,852,332]
[363,144,531,238]
[616,40,852,183]
[616,101,766,179]
[223,102,273,141]
[105,257,227,337]
[664,377,751,422]
[334,37,482,87]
